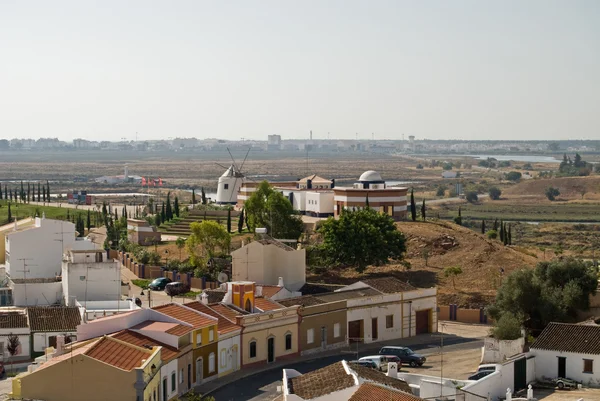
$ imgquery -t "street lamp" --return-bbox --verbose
[164,249,170,267]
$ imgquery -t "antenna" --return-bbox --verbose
[16,258,34,306]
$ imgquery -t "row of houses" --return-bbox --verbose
[11,277,437,401]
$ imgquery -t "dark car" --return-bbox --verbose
[148,277,171,291]
[349,360,378,369]
[468,370,493,381]
[165,281,191,297]
[379,346,426,367]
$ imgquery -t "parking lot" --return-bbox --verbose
[401,347,483,379]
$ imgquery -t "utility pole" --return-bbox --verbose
[439,323,446,399]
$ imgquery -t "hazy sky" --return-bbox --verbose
[1,1,599,142]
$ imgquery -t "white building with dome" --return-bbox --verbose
[332,170,408,221]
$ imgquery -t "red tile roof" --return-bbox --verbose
[211,304,244,322]
[85,337,151,371]
[531,322,600,354]
[28,306,81,332]
[289,361,356,399]
[185,302,241,334]
[349,383,423,401]
[260,285,283,298]
[153,303,217,329]
[255,297,283,311]
[166,324,195,336]
[0,312,27,329]
[112,330,179,362]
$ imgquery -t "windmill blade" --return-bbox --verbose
[229,176,240,202]
[239,147,251,173]
[227,148,239,171]
[215,162,230,170]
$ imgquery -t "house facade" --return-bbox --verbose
[295,300,347,355]
[61,249,121,304]
[28,306,81,358]
[127,218,161,246]
[0,311,30,363]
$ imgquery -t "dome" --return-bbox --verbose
[358,170,383,182]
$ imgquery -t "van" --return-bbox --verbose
[358,355,401,372]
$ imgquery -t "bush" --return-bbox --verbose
[488,187,502,200]
[506,171,522,181]
[491,313,522,340]
[442,163,453,171]
[487,230,498,239]
[436,186,446,197]
[465,191,478,203]
[416,164,424,169]
[523,163,533,170]
[545,186,560,201]
[498,161,511,168]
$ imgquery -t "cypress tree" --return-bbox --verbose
[67,208,70,220]
[174,196,180,218]
[46,180,50,202]
[238,208,244,233]
[166,192,173,221]
[87,210,91,231]
[122,206,127,220]
[191,189,196,205]
[201,187,207,205]
[42,186,46,202]
[0,182,2,200]
[155,211,162,227]
[7,203,12,223]
[20,181,24,202]
[493,218,498,231]
[31,184,35,202]
[10,188,13,202]
[365,194,370,208]
[115,208,118,220]
[508,224,512,245]
[161,203,166,222]
[37,182,41,202]
[410,189,416,222]
[227,208,232,233]
[499,220,504,242]
[481,220,486,234]
[102,201,107,217]
[421,199,426,221]
[4,185,7,201]
[27,182,30,203]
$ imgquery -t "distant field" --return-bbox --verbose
[0,201,87,225]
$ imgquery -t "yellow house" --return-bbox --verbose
[12,336,162,401]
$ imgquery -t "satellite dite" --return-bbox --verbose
[215,148,251,205]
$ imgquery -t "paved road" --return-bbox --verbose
[211,337,483,401]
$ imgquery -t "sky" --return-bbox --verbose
[1,1,599,142]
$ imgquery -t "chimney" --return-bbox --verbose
[331,179,335,189]
[55,335,66,356]
[387,362,398,378]
[200,292,209,305]
[277,277,284,288]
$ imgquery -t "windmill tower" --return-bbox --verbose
[216,148,251,205]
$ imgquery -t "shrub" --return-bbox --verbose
[491,313,522,340]
[442,163,453,171]
[465,191,478,203]
[487,230,498,239]
[545,187,560,201]
[436,186,446,197]
[488,187,502,200]
[416,164,424,169]
[506,171,522,181]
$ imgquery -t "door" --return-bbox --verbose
[416,310,431,334]
[267,337,275,363]
[196,358,203,383]
[514,357,527,392]
[187,364,191,390]
[348,320,363,342]
[558,357,566,378]
[321,327,327,349]
[372,318,378,341]
[162,378,167,401]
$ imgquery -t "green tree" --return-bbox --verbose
[481,220,486,234]
[491,313,522,340]
[87,210,91,231]
[410,189,416,222]
[6,332,21,373]
[488,187,501,200]
[421,199,426,221]
[27,183,30,203]
[37,182,40,202]
[238,209,245,233]
[317,208,407,273]
[174,196,180,218]
[42,186,46,202]
[226,208,232,233]
[187,221,231,266]
[20,181,24,202]
[436,186,446,197]
[161,203,166,222]
[176,237,186,261]
[4,185,7,200]
[506,171,522,181]
[499,220,505,243]
[0,183,2,200]
[244,181,303,239]
[508,224,512,245]
[548,142,560,152]
[465,191,478,203]
[545,187,560,201]
[201,187,207,205]
[488,258,598,332]
[46,180,50,202]
[191,189,196,205]
[7,203,12,223]
[166,192,173,221]
[155,211,162,227]
[454,207,462,226]
[444,266,463,289]
[416,163,423,169]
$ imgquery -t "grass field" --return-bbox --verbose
[0,200,83,225]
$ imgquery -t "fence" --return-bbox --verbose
[116,251,220,290]
[438,304,492,324]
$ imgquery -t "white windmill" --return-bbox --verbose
[215,148,251,205]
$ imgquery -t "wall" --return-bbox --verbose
[217,334,241,377]
[300,302,347,355]
[10,281,62,306]
[305,191,334,216]
[18,351,137,401]
[62,259,121,304]
[0,330,30,362]
[438,305,491,325]
[531,349,600,387]
[176,348,194,395]
[33,331,77,354]
[347,294,404,343]
[482,337,525,364]
[140,348,163,401]
[403,289,438,338]
[159,358,179,401]
[193,341,219,384]
[0,218,35,264]
[461,356,522,401]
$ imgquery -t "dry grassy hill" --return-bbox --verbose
[307,220,538,307]
[503,176,600,200]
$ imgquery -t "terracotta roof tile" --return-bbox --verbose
[531,322,600,354]
[112,330,179,362]
[278,295,324,307]
[85,337,151,371]
[255,297,283,311]
[289,361,356,399]
[28,306,81,332]
[130,320,194,336]
[349,383,423,401]
[260,285,283,299]
[350,364,413,393]
[152,303,217,329]
[211,304,245,322]
[0,312,27,329]
[35,340,97,372]
[166,324,195,336]
[185,302,241,334]
[362,277,416,293]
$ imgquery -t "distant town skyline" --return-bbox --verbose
[1,1,599,142]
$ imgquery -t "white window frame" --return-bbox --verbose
[334,323,340,338]
[209,329,214,342]
[196,332,202,346]
[307,328,314,344]
[208,352,215,373]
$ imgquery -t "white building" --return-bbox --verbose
[28,306,81,357]
[441,171,457,179]
[5,217,95,280]
[530,322,600,387]
[0,310,31,363]
[216,165,245,205]
[62,249,121,306]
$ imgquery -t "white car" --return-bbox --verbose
[358,355,401,372]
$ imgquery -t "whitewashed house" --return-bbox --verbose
[0,310,30,363]
[62,249,121,305]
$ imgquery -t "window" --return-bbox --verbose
[386,315,394,329]
[334,323,340,338]
[179,368,183,383]
[285,333,292,350]
[220,349,226,367]
[307,328,314,344]
[171,372,176,392]
[224,184,229,190]
[196,333,202,346]
[209,353,215,373]
[209,329,214,342]
[584,359,594,374]
[249,341,257,358]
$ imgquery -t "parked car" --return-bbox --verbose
[165,281,191,297]
[468,364,500,381]
[359,355,401,372]
[379,346,426,367]
[148,277,172,291]
[468,370,494,381]
[349,360,377,369]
